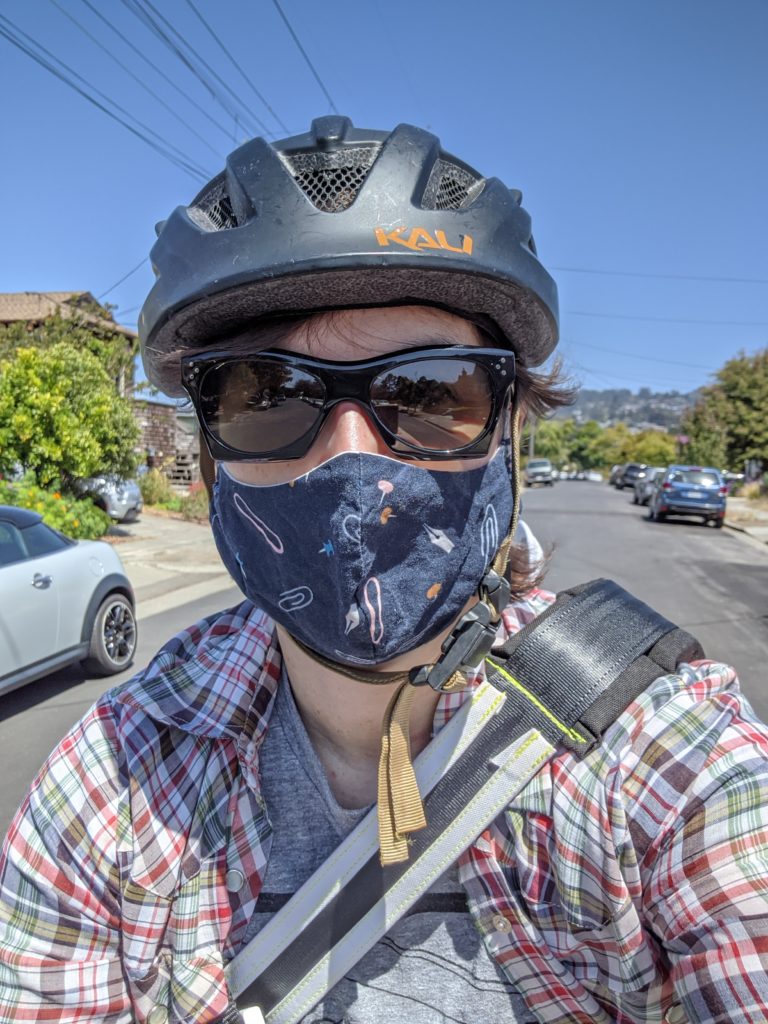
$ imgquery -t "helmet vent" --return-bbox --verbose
[423,159,483,210]
[284,146,380,212]
[188,175,238,231]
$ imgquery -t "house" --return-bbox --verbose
[0,291,137,396]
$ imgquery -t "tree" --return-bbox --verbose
[0,343,140,488]
[681,349,768,470]
[0,304,137,394]
[527,417,570,466]
[626,430,677,467]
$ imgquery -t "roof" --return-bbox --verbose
[0,291,136,340]
[0,505,42,528]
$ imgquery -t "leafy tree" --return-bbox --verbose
[0,303,137,393]
[0,343,140,488]
[681,349,767,470]
[568,420,613,470]
[626,430,677,467]
[527,417,571,466]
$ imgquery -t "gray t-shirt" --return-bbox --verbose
[243,676,534,1023]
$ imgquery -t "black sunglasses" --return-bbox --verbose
[182,345,516,462]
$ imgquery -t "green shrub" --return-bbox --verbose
[180,481,210,521]
[0,477,111,539]
[139,468,175,505]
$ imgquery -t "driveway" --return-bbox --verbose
[107,509,234,619]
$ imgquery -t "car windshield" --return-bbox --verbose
[528,460,550,469]
[669,470,720,487]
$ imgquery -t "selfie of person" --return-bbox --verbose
[1,115,767,1024]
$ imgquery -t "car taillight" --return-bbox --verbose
[718,486,728,496]
[662,482,673,490]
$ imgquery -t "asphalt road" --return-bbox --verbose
[523,480,768,719]
[1,482,766,839]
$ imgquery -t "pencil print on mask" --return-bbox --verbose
[210,450,514,665]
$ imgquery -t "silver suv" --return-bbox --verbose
[524,458,555,487]
[75,475,143,523]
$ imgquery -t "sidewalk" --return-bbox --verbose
[106,509,234,619]
[725,497,768,545]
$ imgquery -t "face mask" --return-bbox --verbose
[210,448,514,666]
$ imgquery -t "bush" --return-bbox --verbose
[180,481,210,521]
[0,477,112,539]
[139,468,175,505]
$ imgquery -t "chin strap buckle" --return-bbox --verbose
[409,571,509,692]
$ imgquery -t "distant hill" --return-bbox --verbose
[553,386,701,430]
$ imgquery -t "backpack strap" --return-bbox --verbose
[487,578,704,756]
[222,578,703,1023]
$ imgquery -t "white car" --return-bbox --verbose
[0,505,137,697]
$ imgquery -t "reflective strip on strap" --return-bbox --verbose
[226,679,505,1001]
[269,728,555,1024]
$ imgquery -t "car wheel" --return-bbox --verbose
[82,594,137,675]
[713,518,724,529]
[632,493,638,504]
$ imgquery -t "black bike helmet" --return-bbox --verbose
[140,116,559,396]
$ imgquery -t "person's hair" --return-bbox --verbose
[196,307,577,600]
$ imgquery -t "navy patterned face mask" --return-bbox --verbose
[210,449,514,666]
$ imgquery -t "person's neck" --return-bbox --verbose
[276,625,444,809]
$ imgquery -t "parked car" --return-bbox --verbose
[613,463,648,490]
[524,458,555,487]
[75,474,143,523]
[608,464,624,486]
[647,465,727,527]
[0,505,137,696]
[632,466,666,506]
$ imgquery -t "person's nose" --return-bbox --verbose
[315,400,391,459]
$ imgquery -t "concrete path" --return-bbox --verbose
[106,510,233,619]
[726,497,768,545]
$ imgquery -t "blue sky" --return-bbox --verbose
[2,0,767,397]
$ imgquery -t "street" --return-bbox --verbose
[1,482,766,838]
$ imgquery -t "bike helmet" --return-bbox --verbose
[140,116,559,396]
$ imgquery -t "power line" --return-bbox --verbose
[561,338,717,372]
[50,0,221,160]
[98,258,149,300]
[0,14,207,182]
[270,0,339,114]
[121,0,269,138]
[552,264,768,286]
[567,309,768,328]
[183,0,289,133]
[79,0,238,150]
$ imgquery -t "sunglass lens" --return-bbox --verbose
[199,360,325,455]
[370,358,494,452]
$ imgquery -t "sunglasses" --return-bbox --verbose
[182,345,516,462]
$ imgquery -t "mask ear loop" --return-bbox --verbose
[286,397,524,866]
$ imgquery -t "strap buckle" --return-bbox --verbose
[410,599,499,692]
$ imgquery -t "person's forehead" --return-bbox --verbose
[281,305,485,357]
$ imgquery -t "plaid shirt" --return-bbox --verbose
[1,591,768,1024]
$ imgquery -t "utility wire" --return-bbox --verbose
[79,0,237,149]
[98,258,149,301]
[566,309,768,328]
[184,0,288,133]
[122,0,269,137]
[270,0,339,114]
[49,0,221,160]
[561,338,718,372]
[0,14,207,181]
[552,264,768,286]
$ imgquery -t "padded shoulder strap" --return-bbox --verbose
[487,577,704,757]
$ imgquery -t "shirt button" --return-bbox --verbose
[664,1007,687,1024]
[491,913,512,933]
[226,868,245,893]
[147,1007,169,1024]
